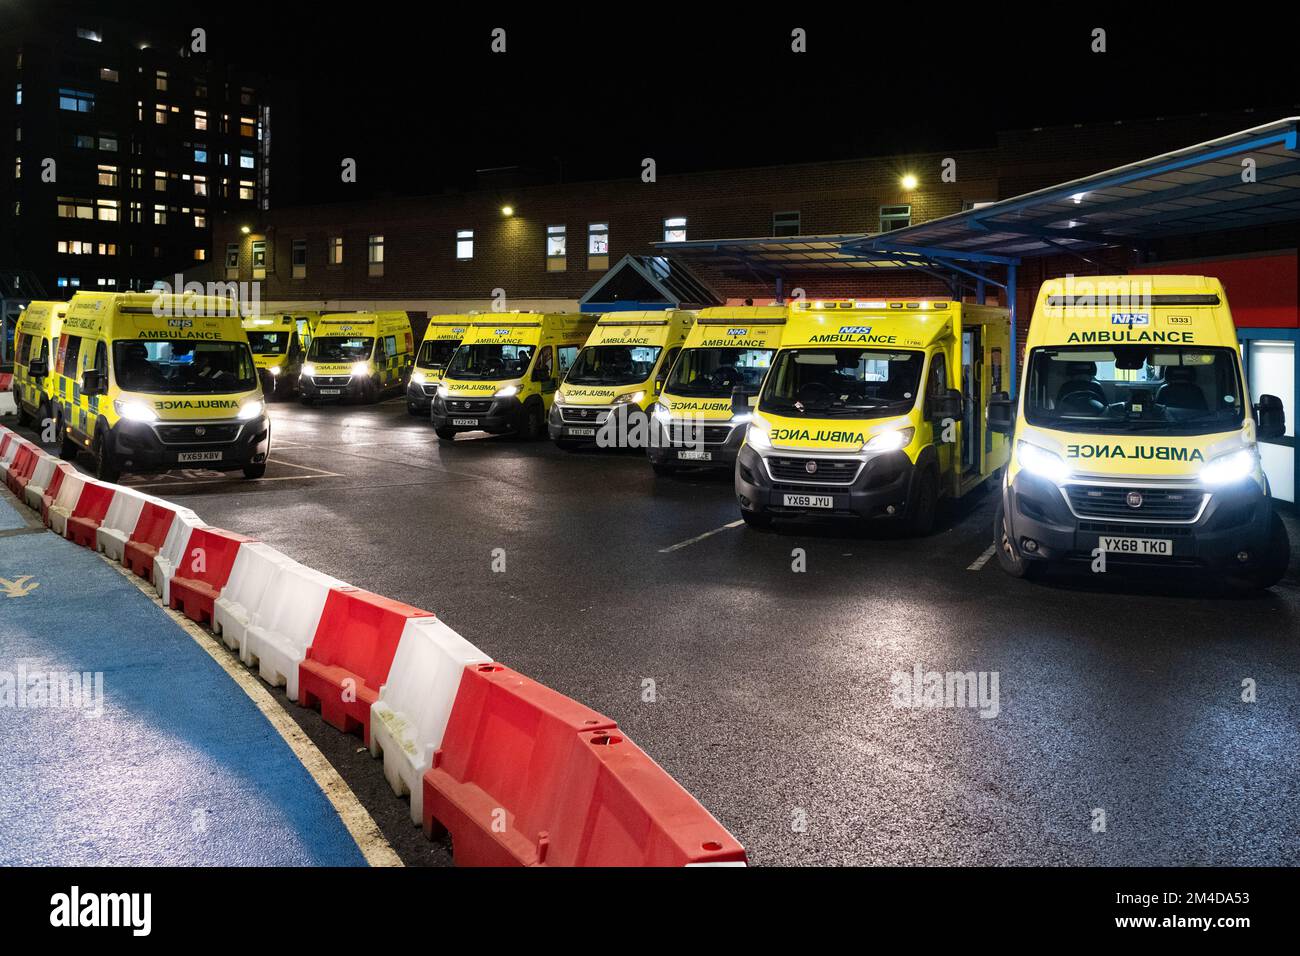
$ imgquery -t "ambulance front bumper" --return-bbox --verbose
[734,444,915,519]
[431,393,525,433]
[647,417,747,469]
[547,403,650,445]
[1003,470,1276,572]
[108,416,271,473]
[299,374,370,401]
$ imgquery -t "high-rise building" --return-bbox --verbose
[0,9,270,333]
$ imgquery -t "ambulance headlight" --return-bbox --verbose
[351,361,370,377]
[863,426,914,453]
[1016,440,1070,484]
[746,421,773,451]
[114,399,158,423]
[237,400,266,421]
[301,363,316,377]
[553,390,569,405]
[268,365,281,376]
[731,412,752,425]
[494,383,520,398]
[613,391,646,406]
[1199,448,1256,487]
[651,402,673,424]
[410,371,427,386]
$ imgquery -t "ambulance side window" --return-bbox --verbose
[62,335,83,376]
[557,345,578,377]
[384,334,397,357]
[925,353,947,409]
[93,340,108,381]
[659,347,681,384]
[13,332,25,366]
[534,346,553,381]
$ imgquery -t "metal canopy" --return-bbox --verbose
[844,116,1300,262]
[579,254,722,312]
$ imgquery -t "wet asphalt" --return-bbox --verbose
[20,396,1300,866]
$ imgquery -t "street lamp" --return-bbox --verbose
[240,225,251,234]
[501,205,514,217]
[900,174,918,191]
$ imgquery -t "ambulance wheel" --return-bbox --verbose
[652,463,678,477]
[435,427,458,441]
[741,510,773,530]
[519,404,545,441]
[994,499,1041,580]
[93,433,121,483]
[407,403,424,417]
[243,463,267,479]
[1234,512,1291,591]
[555,439,582,452]
[906,468,939,535]
[15,395,31,427]
[58,416,78,460]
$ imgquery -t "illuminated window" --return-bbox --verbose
[292,239,306,278]
[96,199,118,222]
[154,104,167,125]
[194,248,206,261]
[96,164,117,187]
[194,147,207,163]
[59,88,95,112]
[663,217,687,243]
[772,210,801,236]
[239,117,256,137]
[455,230,472,260]
[155,71,168,92]
[99,67,118,82]
[238,180,255,200]
[154,170,167,191]
[98,133,117,152]
[546,225,566,272]
[239,150,255,169]
[587,223,609,270]
[225,243,239,269]
[328,236,343,265]
[193,175,207,197]
[153,204,166,225]
[194,109,207,130]
[57,197,94,219]
[369,235,385,275]
[879,205,911,232]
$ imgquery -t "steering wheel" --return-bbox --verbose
[797,381,835,405]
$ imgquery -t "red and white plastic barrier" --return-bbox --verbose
[241,563,345,701]
[370,618,492,824]
[0,425,748,867]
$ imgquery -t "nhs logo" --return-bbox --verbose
[726,328,749,336]
[1111,313,1150,325]
[839,326,872,335]
[494,329,511,335]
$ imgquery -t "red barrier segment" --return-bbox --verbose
[298,588,434,745]
[6,444,37,495]
[123,501,178,579]
[167,527,256,625]
[65,481,117,548]
[421,663,619,866]
[0,433,11,457]
[39,465,70,526]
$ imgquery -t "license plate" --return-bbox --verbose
[1099,535,1172,555]
[319,388,341,395]
[679,450,712,461]
[568,427,596,437]
[783,493,833,509]
[178,451,223,463]
[452,418,479,427]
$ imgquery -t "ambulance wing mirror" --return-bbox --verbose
[987,391,1013,434]
[1255,393,1286,440]
[731,385,757,413]
[28,357,48,377]
[81,369,105,396]
[929,387,963,423]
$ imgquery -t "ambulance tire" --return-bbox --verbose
[93,432,121,484]
[15,395,32,427]
[652,463,678,477]
[58,415,79,461]
[993,499,1041,580]
[1234,512,1291,591]
[243,463,267,479]
[519,403,545,441]
[906,467,939,535]
[741,509,774,530]
[435,426,458,441]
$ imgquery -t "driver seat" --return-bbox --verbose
[1157,366,1207,410]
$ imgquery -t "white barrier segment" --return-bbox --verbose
[0,436,25,479]
[212,543,300,651]
[24,456,59,510]
[369,618,491,824]
[241,564,346,701]
[151,508,207,605]
[0,393,16,418]
[47,470,89,536]
[95,487,151,563]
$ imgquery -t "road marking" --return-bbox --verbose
[124,459,344,489]
[967,544,997,571]
[659,519,746,553]
[100,552,402,868]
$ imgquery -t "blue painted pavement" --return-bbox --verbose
[0,526,368,865]
[0,495,24,532]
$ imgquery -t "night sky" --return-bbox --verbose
[19,2,1299,204]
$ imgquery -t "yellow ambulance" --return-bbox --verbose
[432,312,596,441]
[47,291,269,482]
[299,311,414,404]
[736,298,1011,533]
[548,309,695,450]
[407,315,469,417]
[647,306,785,475]
[988,275,1291,588]
[242,313,307,400]
[10,299,68,430]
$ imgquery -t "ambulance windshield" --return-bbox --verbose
[762,348,923,418]
[1023,345,1245,434]
[113,340,257,394]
